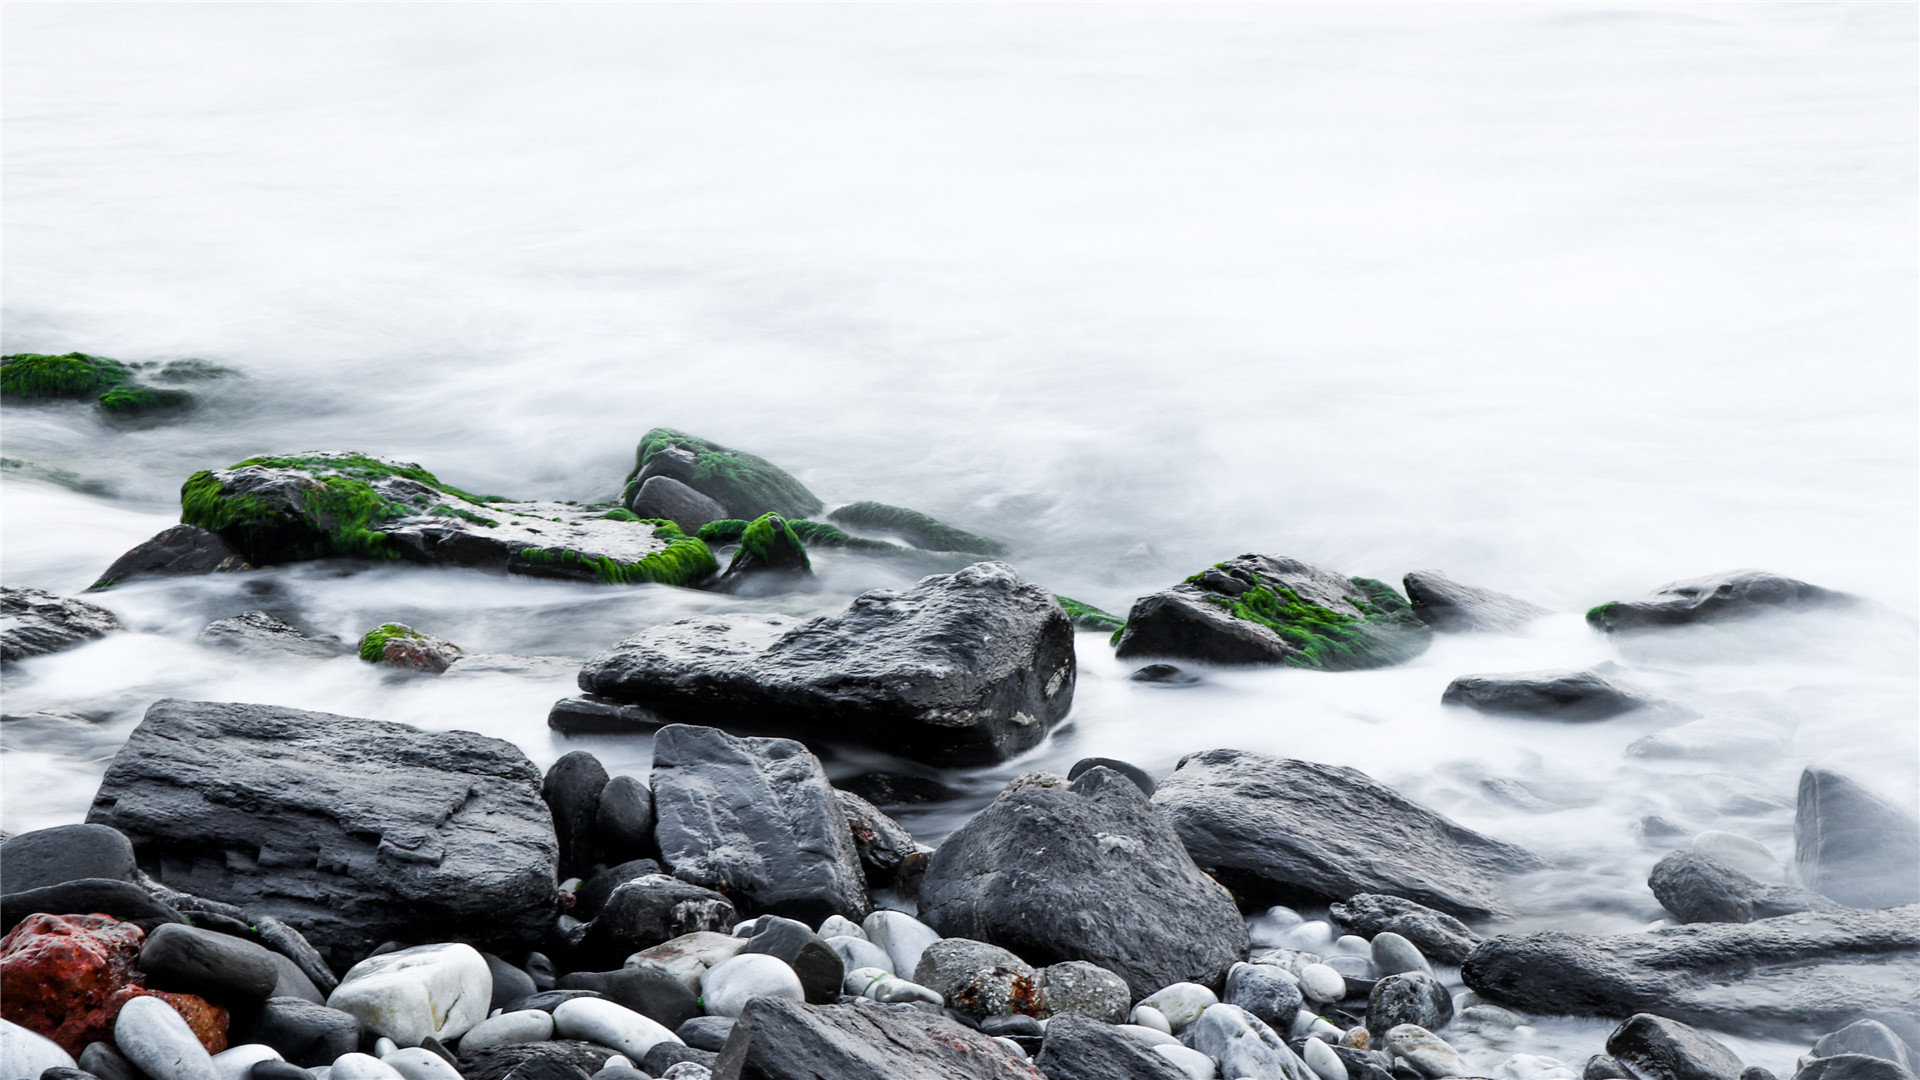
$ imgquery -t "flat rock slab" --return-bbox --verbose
[1403,570,1549,633]
[1441,669,1683,722]
[1587,570,1854,632]
[86,699,558,968]
[1151,748,1546,920]
[709,996,1044,1079]
[2,586,119,661]
[579,562,1075,765]
[1461,905,1920,1044]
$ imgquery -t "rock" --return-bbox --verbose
[198,613,343,659]
[621,428,823,520]
[1648,851,1839,923]
[1366,974,1452,1037]
[1441,669,1680,722]
[1605,1014,1743,1080]
[624,933,749,998]
[250,1062,313,1080]
[741,917,843,1005]
[1035,962,1129,1023]
[241,999,360,1067]
[1224,962,1304,1030]
[2,586,119,661]
[482,955,536,1012]
[659,1066,712,1080]
[919,765,1248,999]
[1066,758,1157,797]
[1369,934,1431,978]
[0,824,136,893]
[1138,985,1216,1034]
[330,1054,402,1080]
[2,1019,76,1079]
[210,1046,281,1080]
[179,452,716,586]
[826,934,893,975]
[1305,1037,1349,1080]
[115,996,221,1080]
[326,944,492,1047]
[1383,1024,1466,1079]
[139,924,282,1005]
[380,1048,460,1080]
[1155,1043,1219,1079]
[558,967,700,1030]
[1588,571,1856,632]
[1185,1004,1315,1080]
[546,696,666,735]
[628,477,729,535]
[717,514,811,585]
[1152,749,1545,919]
[1461,905,1920,1043]
[1031,1014,1192,1079]
[1112,555,1430,670]
[91,526,249,588]
[1795,769,1920,909]
[843,967,942,1006]
[699,954,805,1018]
[676,1017,734,1052]
[1299,964,1346,1005]
[913,939,1037,1019]
[543,752,609,881]
[595,777,655,867]
[1,879,184,937]
[1813,1022,1914,1071]
[835,791,927,891]
[356,624,461,674]
[1402,571,1548,633]
[862,911,940,979]
[649,725,868,923]
[573,860,664,921]
[641,1043,718,1076]
[0,912,225,1056]
[459,1042,618,1080]
[86,699,559,969]
[550,998,681,1062]
[824,502,1007,557]
[457,1010,554,1053]
[1328,896,1481,966]
[1794,1059,1919,1080]
[707,996,1043,1079]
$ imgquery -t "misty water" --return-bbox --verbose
[3,4,1915,1070]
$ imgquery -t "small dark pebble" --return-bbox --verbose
[1129,663,1199,685]
[675,1015,735,1052]
[980,1014,1043,1038]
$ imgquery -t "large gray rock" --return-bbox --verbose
[1605,1014,1743,1080]
[198,611,347,659]
[86,699,559,968]
[1794,769,1920,909]
[1403,570,1548,633]
[1441,669,1680,722]
[1328,894,1480,966]
[1648,851,1840,924]
[1796,1058,1920,1080]
[836,790,927,891]
[1151,749,1545,919]
[1461,905,1920,1044]
[1033,1015,1191,1079]
[2,586,118,661]
[708,996,1044,1079]
[1587,570,1853,632]
[919,765,1248,999]
[92,524,249,589]
[650,725,869,924]
[580,563,1074,765]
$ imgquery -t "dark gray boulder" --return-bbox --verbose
[1112,555,1431,669]
[239,997,363,1068]
[0,824,136,893]
[595,775,655,866]
[1441,669,1680,722]
[919,765,1248,999]
[85,698,559,968]
[650,724,870,924]
[629,476,729,534]
[1587,570,1853,632]
[137,922,281,1004]
[2,586,118,661]
[1648,851,1840,924]
[1461,905,1920,1043]
[679,1016,735,1051]
[836,790,926,890]
[709,996,1044,1079]
[1796,1058,1919,1080]
[1605,1014,1743,1080]
[742,915,844,1005]
[1329,894,1481,966]
[544,751,609,881]
[91,525,249,588]
[641,1043,718,1075]
[557,966,701,1030]
[1795,769,1920,909]
[580,562,1075,765]
[198,611,347,659]
[1588,1055,1632,1080]
[1367,972,1453,1036]
[1151,749,1546,919]
[572,874,737,971]
[1403,570,1548,632]
[1813,1021,1914,1071]
[573,858,664,920]
[1033,1014,1191,1079]
[546,695,665,735]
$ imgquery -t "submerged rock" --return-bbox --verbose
[1,586,119,661]
[1586,570,1853,632]
[621,428,822,521]
[825,502,1008,557]
[717,513,811,585]
[92,525,250,589]
[1152,748,1545,919]
[1402,570,1549,632]
[579,562,1074,765]
[1,351,213,418]
[1647,850,1839,924]
[1605,1014,1743,1080]
[1328,894,1480,966]
[1441,669,1682,722]
[1113,554,1430,669]
[357,623,463,673]
[1794,768,1920,909]
[707,996,1043,1079]
[198,612,346,659]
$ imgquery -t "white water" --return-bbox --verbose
[3,4,1915,1068]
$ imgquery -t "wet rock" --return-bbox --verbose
[356,624,462,674]
[1129,663,1201,685]
[2,1019,77,1080]
[677,1016,735,1052]
[641,1043,717,1076]
[1794,1058,1919,1080]
[1648,851,1839,923]
[1113,554,1431,669]
[1034,961,1129,1023]
[913,939,1037,1019]
[1366,974,1452,1037]
[241,998,361,1067]
[1794,769,1920,909]
[825,502,1007,557]
[86,699,558,970]
[139,924,282,1005]
[919,765,1248,999]
[1605,1014,1743,1080]
[1032,1014,1191,1079]
[573,859,664,921]
[327,944,491,1047]
[835,791,927,891]
[555,968,700,1031]
[1224,961,1304,1030]
[741,917,843,1005]
[650,724,869,923]
[1369,933,1430,977]
[580,563,1074,765]
[1812,1021,1914,1071]
[1587,1055,1632,1080]
[707,996,1043,1079]
[1329,896,1480,967]
[1066,758,1156,797]
[1441,669,1681,722]
[483,954,536,1012]
[699,953,805,1018]
[573,875,737,972]
[628,477,729,535]
[1186,1003,1315,1080]
[1402,570,1548,633]
[197,613,344,659]
[546,696,665,735]
[0,823,137,893]
[1586,571,1853,632]
[1,586,119,661]
[1461,905,1920,1043]
[717,513,812,585]
[1138,984,1216,1033]
[0,913,226,1056]
[595,777,655,867]
[621,428,823,520]
[544,752,610,881]
[1152,748,1545,919]
[79,1041,143,1080]
[837,772,957,807]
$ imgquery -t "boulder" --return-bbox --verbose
[835,791,927,890]
[579,563,1075,765]
[546,696,665,735]
[0,824,137,893]
[1328,895,1480,966]
[621,428,823,520]
[198,612,345,659]
[595,776,655,867]
[544,752,610,881]
[918,765,1248,999]
[1586,570,1853,632]
[138,924,282,1005]
[649,725,869,924]
[241,998,361,1067]
[1,586,118,661]
[717,513,811,585]
[1461,905,1920,1043]
[1440,669,1680,722]
[1151,748,1545,919]
[85,699,559,969]
[1794,769,1920,909]
[1112,555,1430,670]
[90,525,249,589]
[628,477,728,535]
[1032,1014,1192,1079]
[0,913,226,1056]
[1647,851,1839,924]
[1402,570,1548,632]
[573,876,737,972]
[1605,1014,1743,1080]
[357,624,462,673]
[707,996,1044,1079]
[573,859,664,920]
[824,502,1007,557]
[1796,1059,1919,1080]
[1812,1021,1914,1071]
[1034,961,1129,1023]
[327,944,491,1047]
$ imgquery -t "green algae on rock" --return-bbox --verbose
[181,451,717,586]
[1054,596,1125,633]
[698,517,904,553]
[0,352,131,398]
[722,512,812,582]
[622,427,823,520]
[358,622,462,673]
[1112,554,1432,670]
[826,501,1008,557]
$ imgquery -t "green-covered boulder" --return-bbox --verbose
[721,512,812,584]
[1,352,230,418]
[1055,596,1125,633]
[826,501,1007,557]
[623,428,823,520]
[1112,554,1431,670]
[181,451,716,586]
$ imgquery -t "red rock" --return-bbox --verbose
[0,912,227,1055]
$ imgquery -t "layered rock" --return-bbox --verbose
[1586,570,1853,632]
[1402,570,1549,632]
[1,586,119,662]
[1648,851,1839,923]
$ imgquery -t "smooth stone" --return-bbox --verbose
[1441,669,1680,722]
[825,935,893,975]
[1326,953,1377,981]
[817,916,864,940]
[140,923,283,1004]
[1,878,184,935]
[861,911,941,979]
[328,943,492,1046]
[673,1017,735,1053]
[79,1044,143,1080]
[377,1049,460,1080]
[544,751,609,882]
[1369,933,1431,977]
[699,954,804,1018]
[1066,757,1157,797]
[1503,1055,1579,1080]
[0,824,137,893]
[1285,922,1338,952]
[504,990,600,1014]
[638,1043,717,1077]
[743,916,844,1005]
[1795,769,1920,909]
[555,967,700,1032]
[1030,1014,1192,1079]
[576,876,738,972]
[1225,961,1306,1031]
[1300,964,1347,1004]
[712,995,1039,1078]
[1119,1025,1183,1048]
[211,1047,283,1080]
[91,525,249,589]
[1306,1037,1351,1080]
[245,999,363,1069]
[1462,1005,1525,1030]
[484,955,537,1012]
[251,1063,315,1080]
[1367,973,1454,1037]
[1813,1021,1914,1070]
[1140,984,1218,1033]
[2,1019,76,1080]
[623,932,749,999]
[1132,1005,1174,1034]
[457,1011,554,1052]
[1384,1024,1467,1079]
[115,995,219,1080]
[372,1042,398,1060]
[1586,570,1852,632]
[1691,832,1779,879]
[1334,935,1373,956]
[267,951,326,1005]
[1185,1004,1316,1080]
[980,1015,1043,1038]
[1605,1014,1743,1080]
[1588,1060,1631,1080]
[1648,851,1838,924]
[551,998,681,1062]
[327,1056,400,1080]
[594,776,656,868]
[1403,570,1548,632]
[1155,1043,1220,1079]
[627,476,727,536]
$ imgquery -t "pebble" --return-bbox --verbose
[1326,953,1377,980]
[1247,905,1307,947]
[701,954,805,1017]
[1154,1043,1220,1079]
[659,1065,711,1080]
[1335,935,1374,955]
[1305,1037,1350,1080]
[990,1036,1028,1059]
[1342,1027,1371,1050]
[458,1010,555,1052]
[868,974,943,1005]
[552,997,683,1061]
[1299,963,1347,1004]
[328,1055,402,1080]
[1186,1003,1300,1080]
[1292,1010,1321,1038]
[1385,1024,1468,1079]
[2,1018,77,1079]
[1118,1025,1183,1048]
[861,911,941,978]
[372,1041,398,1059]
[1370,933,1432,976]
[731,918,761,937]
[1284,921,1338,952]
[816,915,865,940]
[116,995,221,1080]
[675,1017,735,1052]
[378,1049,461,1080]
[251,1062,316,1080]
[1463,1005,1526,1030]
[211,1046,283,1080]
[1308,1017,1345,1041]
[1130,1005,1173,1034]
[328,944,492,1046]
[823,935,893,975]
[1139,983,1218,1032]
[1224,961,1305,1031]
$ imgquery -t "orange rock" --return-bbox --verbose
[0,912,227,1055]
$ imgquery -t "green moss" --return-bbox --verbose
[517,521,717,586]
[728,512,811,575]
[1203,575,1426,671]
[98,384,195,416]
[151,358,236,382]
[358,622,424,663]
[826,501,1007,557]
[699,517,901,554]
[623,427,823,519]
[1055,596,1125,633]
[430,505,500,527]
[1586,601,1619,631]
[598,508,642,522]
[1,352,131,399]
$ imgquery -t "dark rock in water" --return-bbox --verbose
[181,451,716,586]
[1441,669,1680,722]
[1367,972,1453,1036]
[709,996,1044,1079]
[1795,769,1920,909]
[547,695,665,734]
[1,587,119,662]
[918,765,1248,999]
[1,879,183,935]
[825,502,1008,557]
[484,952,536,1011]
[461,1041,620,1080]
[1330,894,1482,966]
[743,916,844,1005]
[838,772,955,807]
[0,824,137,893]
[1403,570,1549,633]
[835,791,927,890]
[137,923,280,1004]
[1813,1021,1915,1071]
[91,525,249,589]
[1055,596,1125,633]
[356,622,462,673]
[651,725,869,923]
[557,966,702,1030]
[629,476,730,535]
[545,751,610,881]
[580,562,1074,765]
[1032,1013,1191,1079]
[623,428,822,520]
[1648,851,1840,924]
[1586,570,1853,632]
[718,513,812,585]
[1795,1058,1920,1080]
[678,1015,736,1051]
[1112,554,1431,669]
[85,698,560,969]
[241,996,363,1067]
[1128,663,1200,685]
[573,874,737,971]
[1587,1056,1632,1080]
[574,858,665,920]
[595,776,657,867]
[1605,1014,1743,1080]
[1462,905,1920,1043]
[1066,758,1155,797]
[1151,748,1545,919]
[198,611,346,659]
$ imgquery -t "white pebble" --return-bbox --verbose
[1304,1037,1349,1080]
[1333,935,1372,955]
[372,1040,398,1059]
[552,998,682,1061]
[816,915,865,940]
[1153,1043,1220,1079]
[1117,1024,1182,1048]
[380,1048,461,1080]
[1290,1009,1320,1038]
[1307,1017,1344,1041]
[1282,920,1337,952]
[701,954,805,1017]
[731,918,761,937]
[991,1036,1028,1059]
[1298,963,1346,1004]
[1138,983,1217,1032]
[2,1020,76,1080]
[862,911,941,978]
[459,1010,554,1052]
[115,996,219,1080]
[1129,1004,1173,1034]
[330,1054,403,1080]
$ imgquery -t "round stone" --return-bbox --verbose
[379,1048,462,1080]
[2,1018,77,1080]
[211,1045,283,1080]
[1305,1037,1349,1080]
[816,916,865,941]
[1153,1043,1219,1079]
[1368,972,1452,1035]
[1386,1024,1468,1079]
[115,995,220,1080]
[1118,1024,1181,1048]
[823,935,892,975]
[860,911,940,979]
[1138,983,1217,1032]
[327,944,492,1047]
[1370,932,1432,977]
[1223,962,1304,1031]
[1299,964,1346,1004]
[700,954,804,1018]
[1334,935,1373,955]
[1284,921,1337,952]
[551,997,682,1061]
[458,1010,555,1053]
[328,1054,402,1080]
[1129,1005,1173,1034]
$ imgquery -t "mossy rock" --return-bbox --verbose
[826,501,1008,557]
[722,512,812,581]
[698,517,903,553]
[1113,554,1432,670]
[358,622,462,673]
[1055,596,1125,633]
[2,351,225,418]
[622,427,823,520]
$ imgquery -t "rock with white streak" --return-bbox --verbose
[457,1010,554,1052]
[552,997,683,1062]
[328,944,492,1047]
